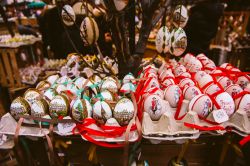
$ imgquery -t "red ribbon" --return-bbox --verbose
[184,122,225,131]
[239,135,250,146]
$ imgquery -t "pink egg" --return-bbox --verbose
[179,78,195,89]
[217,76,233,89]
[188,94,213,118]
[174,65,186,76]
[194,71,207,81]
[198,74,214,88]
[236,75,250,89]
[204,83,222,95]
[183,86,202,100]
[144,94,166,121]
[235,94,250,117]
[214,92,235,116]
[225,84,243,98]
[164,85,182,107]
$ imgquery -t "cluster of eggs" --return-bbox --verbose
[10,72,137,127]
[155,5,188,57]
[138,53,250,123]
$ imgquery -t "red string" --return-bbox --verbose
[239,135,250,146]
[184,122,225,131]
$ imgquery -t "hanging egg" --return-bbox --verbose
[31,99,49,118]
[183,86,201,101]
[10,97,30,120]
[169,27,187,56]
[61,5,76,26]
[80,17,99,45]
[49,95,69,118]
[173,5,189,28]
[225,84,243,98]
[71,98,92,122]
[164,85,182,108]
[155,26,171,54]
[113,98,134,126]
[188,94,213,118]
[93,100,112,124]
[24,88,41,105]
[213,92,235,117]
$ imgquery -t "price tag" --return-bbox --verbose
[58,117,76,134]
[212,109,229,123]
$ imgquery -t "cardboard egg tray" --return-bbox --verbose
[142,99,250,140]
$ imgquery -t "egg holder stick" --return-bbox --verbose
[176,140,190,165]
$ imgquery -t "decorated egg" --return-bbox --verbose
[10,97,30,120]
[61,5,76,26]
[143,77,160,91]
[188,60,202,73]
[220,63,233,70]
[235,94,250,117]
[159,69,174,81]
[197,53,207,59]
[56,76,72,84]
[66,83,79,96]
[93,7,106,17]
[197,74,214,89]
[183,86,201,100]
[46,75,59,85]
[173,5,188,28]
[145,87,164,99]
[120,82,136,94]
[36,80,51,92]
[204,83,222,95]
[174,65,186,76]
[122,73,135,84]
[74,77,87,89]
[54,84,67,94]
[179,78,195,89]
[214,92,235,116]
[72,2,93,15]
[164,85,182,107]
[71,98,92,122]
[43,88,58,102]
[169,27,187,56]
[90,75,102,87]
[225,84,243,98]
[24,89,41,105]
[194,71,207,81]
[144,94,166,121]
[162,78,175,88]
[93,100,112,124]
[99,90,115,101]
[80,17,99,45]
[236,75,250,89]
[49,95,69,118]
[113,98,135,126]
[188,94,213,118]
[101,79,118,93]
[178,72,191,78]
[217,76,233,89]
[245,83,250,92]
[155,26,171,54]
[31,99,49,118]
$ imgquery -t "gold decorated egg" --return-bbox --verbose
[31,99,49,118]
[10,97,30,120]
[24,88,41,105]
[49,95,69,118]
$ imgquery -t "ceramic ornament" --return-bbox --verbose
[169,28,187,56]
[71,98,92,122]
[173,5,189,28]
[80,17,99,45]
[225,84,243,98]
[10,97,31,120]
[204,83,222,96]
[24,89,41,105]
[155,26,171,54]
[144,94,166,121]
[236,75,250,89]
[93,100,112,124]
[214,92,235,117]
[217,76,233,89]
[188,94,213,118]
[61,5,76,26]
[179,78,195,89]
[235,94,250,117]
[31,99,49,118]
[183,86,202,101]
[194,71,207,81]
[113,98,135,126]
[49,95,69,118]
[164,85,182,108]
[173,65,186,76]
[197,74,214,89]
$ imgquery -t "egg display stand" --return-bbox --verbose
[142,100,200,141]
